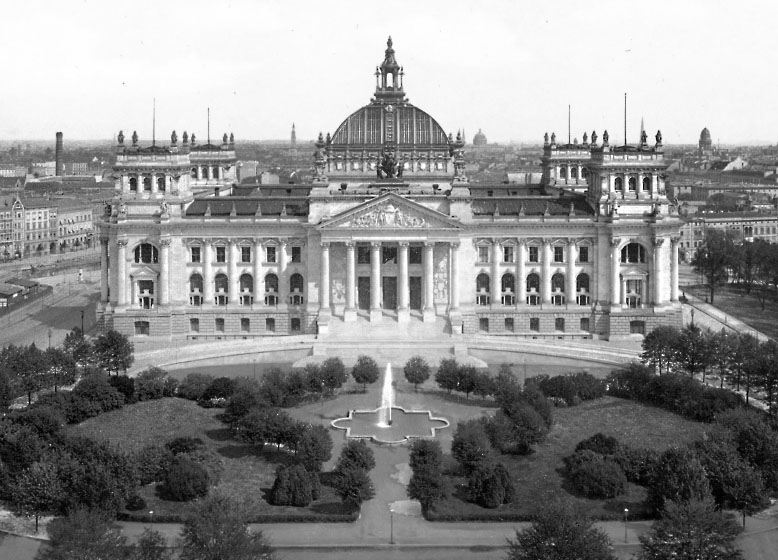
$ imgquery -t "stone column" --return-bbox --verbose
[637,173,644,200]
[159,238,170,306]
[449,242,460,311]
[344,241,357,321]
[150,173,157,195]
[228,240,239,306]
[541,238,551,305]
[610,238,621,308]
[100,237,109,303]
[196,166,203,180]
[423,242,435,322]
[117,239,127,307]
[490,240,501,308]
[516,240,526,306]
[398,242,410,323]
[370,241,382,322]
[203,241,214,306]
[320,242,330,311]
[278,239,288,308]
[671,237,679,302]
[253,239,263,306]
[566,239,576,306]
[653,237,665,305]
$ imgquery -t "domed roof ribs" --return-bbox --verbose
[375,36,406,104]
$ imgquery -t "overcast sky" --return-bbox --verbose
[1,0,775,145]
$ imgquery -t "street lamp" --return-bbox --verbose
[624,508,629,543]
[48,328,52,349]
[389,509,394,544]
[80,309,84,334]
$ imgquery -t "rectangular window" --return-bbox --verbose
[216,246,226,263]
[554,246,564,263]
[240,318,250,333]
[409,246,422,264]
[291,317,301,332]
[479,318,489,332]
[578,246,588,263]
[529,318,540,332]
[555,317,565,332]
[266,318,275,333]
[215,318,225,332]
[134,321,149,336]
[503,246,514,263]
[505,318,514,332]
[630,320,646,335]
[266,246,276,263]
[190,318,200,333]
[241,246,251,263]
[478,246,489,263]
[191,246,201,263]
[382,246,397,264]
[357,246,370,264]
[528,246,539,262]
[291,246,302,263]
[580,318,590,332]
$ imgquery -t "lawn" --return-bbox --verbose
[686,283,778,340]
[66,398,352,522]
[428,396,710,522]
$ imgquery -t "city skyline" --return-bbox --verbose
[1,0,776,145]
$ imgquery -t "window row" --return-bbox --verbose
[474,272,590,306]
[134,317,304,336]
[478,317,591,333]
[188,273,305,307]
[128,176,167,192]
[613,176,652,191]
[476,245,590,264]
[190,244,303,264]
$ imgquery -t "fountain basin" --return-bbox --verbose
[331,407,449,445]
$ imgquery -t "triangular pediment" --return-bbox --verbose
[318,193,461,230]
[129,265,159,278]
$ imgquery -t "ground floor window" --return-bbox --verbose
[479,318,489,332]
[580,317,590,332]
[630,320,646,335]
[555,317,565,332]
[505,318,514,332]
[291,317,301,332]
[215,318,225,332]
[529,318,539,331]
[134,321,149,335]
[190,318,199,333]
[241,318,250,333]
[266,318,275,333]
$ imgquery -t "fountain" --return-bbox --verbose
[331,362,449,445]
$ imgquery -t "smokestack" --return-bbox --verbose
[55,132,64,176]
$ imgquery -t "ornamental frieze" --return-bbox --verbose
[348,203,427,228]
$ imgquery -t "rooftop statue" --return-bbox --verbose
[377,149,398,179]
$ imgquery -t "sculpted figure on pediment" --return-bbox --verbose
[349,203,426,228]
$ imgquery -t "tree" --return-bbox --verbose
[93,329,134,374]
[435,357,459,394]
[451,419,493,473]
[37,507,128,560]
[642,325,680,375]
[72,370,125,413]
[457,364,478,399]
[320,357,347,394]
[638,495,743,560]
[297,424,333,472]
[691,229,736,304]
[163,457,210,501]
[43,347,77,392]
[710,329,737,388]
[269,464,315,507]
[19,343,48,405]
[62,327,92,365]
[178,373,216,401]
[407,440,445,510]
[10,460,65,532]
[351,355,379,391]
[180,493,274,560]
[467,460,514,508]
[750,340,778,415]
[506,501,616,560]
[332,466,375,508]
[132,528,172,560]
[336,439,375,472]
[404,356,430,391]
[729,334,759,396]
[647,447,711,514]
[676,324,711,379]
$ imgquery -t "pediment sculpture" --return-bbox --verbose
[349,203,426,228]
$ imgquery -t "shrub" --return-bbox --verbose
[108,375,136,404]
[269,464,316,507]
[66,395,105,423]
[451,419,493,473]
[336,440,375,472]
[177,373,215,401]
[467,461,515,508]
[199,377,236,404]
[165,437,205,456]
[320,357,347,394]
[298,424,333,472]
[484,406,547,455]
[224,388,266,427]
[8,406,65,440]
[163,457,210,501]
[613,446,659,486]
[133,444,174,485]
[575,433,621,456]
[647,447,711,514]
[73,372,125,413]
[125,495,146,511]
[565,450,627,499]
[179,448,224,486]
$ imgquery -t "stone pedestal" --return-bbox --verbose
[369,309,382,322]
[344,309,358,322]
[422,308,436,323]
[397,308,411,323]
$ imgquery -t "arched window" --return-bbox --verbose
[628,177,637,191]
[290,273,304,293]
[239,273,253,292]
[142,176,152,192]
[642,176,651,191]
[134,243,158,264]
[576,273,590,292]
[501,273,515,293]
[621,243,646,263]
[571,167,578,179]
[157,176,166,191]
[581,167,588,179]
[265,273,278,292]
[129,177,138,191]
[190,274,203,292]
[614,177,623,191]
[526,273,540,292]
[559,167,567,179]
[476,273,490,293]
[213,167,220,180]
[191,167,198,179]
[551,273,565,292]
[214,273,228,293]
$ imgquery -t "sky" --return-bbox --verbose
[1,0,776,145]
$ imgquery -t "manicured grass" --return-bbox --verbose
[428,396,710,522]
[686,283,778,340]
[66,398,351,522]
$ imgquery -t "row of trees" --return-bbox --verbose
[642,324,778,413]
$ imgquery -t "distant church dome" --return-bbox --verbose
[473,129,487,146]
[699,127,712,150]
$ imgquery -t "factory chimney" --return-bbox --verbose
[55,132,64,176]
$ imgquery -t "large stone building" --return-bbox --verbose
[98,38,683,341]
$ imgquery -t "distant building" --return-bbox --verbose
[0,164,28,178]
[31,161,56,177]
[680,211,778,260]
[699,127,713,157]
[55,199,94,252]
[473,129,487,146]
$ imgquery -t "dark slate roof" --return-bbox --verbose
[5,278,38,288]
[472,196,594,216]
[0,176,25,189]
[0,283,23,296]
[231,185,313,197]
[185,198,309,217]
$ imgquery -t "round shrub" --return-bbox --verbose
[165,437,205,456]
[269,464,316,507]
[614,446,659,485]
[125,495,147,511]
[108,375,136,404]
[163,457,210,501]
[199,377,236,404]
[566,451,627,499]
[575,433,621,456]
[177,373,215,401]
[467,461,515,508]
[133,444,174,485]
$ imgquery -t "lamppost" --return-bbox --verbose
[624,508,629,543]
[389,509,394,544]
[48,328,52,349]
[80,309,84,334]
[148,510,154,529]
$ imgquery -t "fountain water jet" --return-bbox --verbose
[377,362,395,427]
